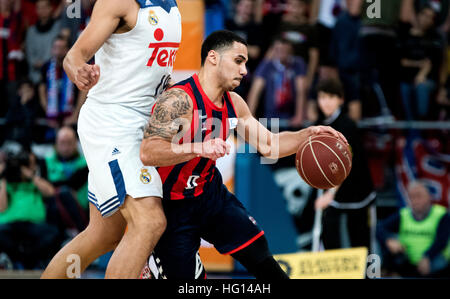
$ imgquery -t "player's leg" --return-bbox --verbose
[104,194,166,278]
[144,198,204,279]
[201,176,289,279]
[41,203,126,278]
[231,235,289,279]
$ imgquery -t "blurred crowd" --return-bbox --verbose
[213,0,450,124]
[0,0,448,277]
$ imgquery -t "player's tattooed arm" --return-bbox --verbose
[141,88,197,167]
[143,88,193,142]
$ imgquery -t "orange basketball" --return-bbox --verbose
[295,133,352,189]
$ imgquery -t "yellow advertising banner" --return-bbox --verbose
[274,247,369,279]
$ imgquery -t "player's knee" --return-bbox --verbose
[141,214,166,238]
[128,209,167,240]
[83,224,123,252]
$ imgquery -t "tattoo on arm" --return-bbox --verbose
[144,89,192,141]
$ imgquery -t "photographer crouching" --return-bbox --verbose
[0,149,59,269]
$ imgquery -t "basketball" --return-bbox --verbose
[296,133,352,189]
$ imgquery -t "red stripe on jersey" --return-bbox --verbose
[223,231,265,255]
[221,98,228,140]
[193,74,226,112]
[192,158,215,196]
[158,165,175,184]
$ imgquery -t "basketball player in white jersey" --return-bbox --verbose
[41,0,181,278]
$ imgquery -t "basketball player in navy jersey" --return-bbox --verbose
[42,0,181,278]
[140,30,347,279]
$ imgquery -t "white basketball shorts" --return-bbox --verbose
[77,101,162,217]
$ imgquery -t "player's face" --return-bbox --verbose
[317,91,344,117]
[218,42,248,91]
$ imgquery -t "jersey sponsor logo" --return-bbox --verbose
[186,175,200,190]
[147,28,179,68]
[148,10,158,25]
[140,168,152,184]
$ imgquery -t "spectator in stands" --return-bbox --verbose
[225,0,263,97]
[398,4,445,120]
[276,0,320,93]
[313,78,376,251]
[204,0,231,37]
[310,0,346,80]
[39,35,85,133]
[43,126,88,238]
[258,0,287,41]
[4,79,41,147]
[359,0,415,119]
[247,37,307,126]
[0,0,25,117]
[416,0,450,31]
[19,0,38,29]
[0,149,59,269]
[25,0,61,85]
[436,78,450,120]
[377,180,450,278]
[328,0,363,121]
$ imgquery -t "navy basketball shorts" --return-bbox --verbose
[151,172,264,279]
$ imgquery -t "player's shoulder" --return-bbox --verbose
[157,87,193,110]
[228,91,245,106]
[93,0,137,17]
[228,92,250,118]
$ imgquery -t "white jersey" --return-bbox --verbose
[87,0,182,116]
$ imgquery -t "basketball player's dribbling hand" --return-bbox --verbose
[75,64,100,91]
[308,125,348,145]
[199,138,230,161]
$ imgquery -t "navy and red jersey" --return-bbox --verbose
[157,74,238,200]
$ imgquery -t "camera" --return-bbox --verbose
[1,151,31,183]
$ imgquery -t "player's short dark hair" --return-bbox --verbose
[316,78,345,99]
[201,30,248,66]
